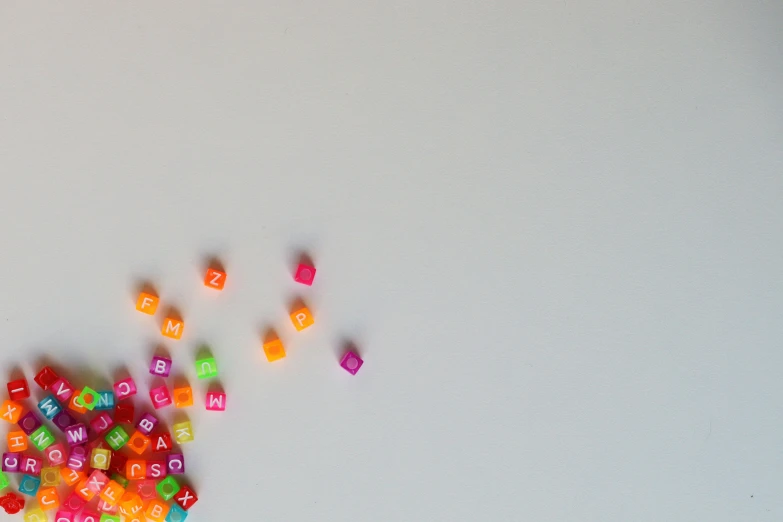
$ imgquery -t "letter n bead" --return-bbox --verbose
[7,378,30,400]
[30,425,55,451]
[205,391,226,411]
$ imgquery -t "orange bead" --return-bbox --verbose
[119,491,144,517]
[126,459,146,480]
[75,478,97,501]
[127,431,151,455]
[161,317,184,340]
[60,467,85,487]
[204,268,226,290]
[68,389,88,414]
[145,498,170,521]
[99,479,125,506]
[136,292,159,315]
[36,486,60,510]
[173,385,193,408]
[7,430,27,451]
[0,399,23,423]
[290,306,314,331]
[263,338,286,362]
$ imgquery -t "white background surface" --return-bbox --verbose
[0,1,782,521]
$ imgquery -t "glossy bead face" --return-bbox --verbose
[37,396,61,420]
[3,452,20,472]
[51,378,75,402]
[114,403,134,424]
[41,466,61,487]
[263,339,286,362]
[44,443,66,467]
[65,424,88,446]
[17,411,42,435]
[126,459,146,480]
[85,470,109,494]
[173,386,193,408]
[95,391,115,411]
[205,391,226,411]
[36,486,60,511]
[172,421,194,444]
[20,454,42,475]
[1,399,24,423]
[149,356,172,377]
[104,426,129,451]
[294,263,316,285]
[90,413,114,436]
[166,505,189,522]
[52,411,77,432]
[156,476,180,501]
[195,357,218,379]
[290,306,314,331]
[149,385,172,410]
[166,453,185,475]
[204,268,226,290]
[113,378,137,401]
[7,430,27,452]
[136,413,158,436]
[161,318,184,340]
[152,432,172,453]
[339,351,364,375]
[78,387,100,412]
[136,292,159,315]
[127,431,150,456]
[33,366,59,391]
[145,499,170,522]
[173,485,198,511]
[7,379,30,400]
[18,474,41,496]
[90,449,111,470]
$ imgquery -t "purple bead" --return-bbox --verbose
[149,356,172,377]
[136,413,158,436]
[166,453,185,475]
[17,411,42,436]
[2,452,20,472]
[339,351,364,375]
[66,445,87,471]
[65,424,88,446]
[52,410,77,431]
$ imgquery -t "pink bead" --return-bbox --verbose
[149,356,172,377]
[147,459,167,479]
[2,452,19,472]
[63,490,86,511]
[89,412,114,435]
[77,509,101,522]
[339,351,364,375]
[97,498,118,514]
[51,377,75,402]
[20,454,42,475]
[65,423,88,446]
[135,479,158,501]
[149,384,172,409]
[113,377,137,400]
[44,443,67,466]
[136,413,159,436]
[294,263,316,285]
[66,445,87,471]
[54,510,75,522]
[206,391,226,411]
[86,470,108,493]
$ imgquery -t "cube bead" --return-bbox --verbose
[21,454,42,475]
[24,508,47,522]
[135,479,158,501]
[33,366,59,391]
[161,318,184,340]
[166,505,189,522]
[18,474,40,496]
[7,430,27,452]
[2,453,20,472]
[44,443,67,467]
[114,402,134,424]
[60,468,84,487]
[136,292,159,315]
[110,473,128,488]
[113,378,137,401]
[104,426,129,451]
[99,480,125,506]
[68,391,88,415]
[90,449,111,470]
[7,379,30,400]
[99,513,119,522]
[294,263,316,285]
[147,459,167,480]
[204,267,226,290]
[127,431,150,455]
[149,356,172,377]
[63,490,86,511]
[36,486,60,511]
[66,446,87,472]
[74,479,96,501]
[52,411,77,432]
[263,339,286,362]
[95,391,115,411]
[108,452,127,477]
[156,476,180,501]
[37,396,61,420]
[78,387,101,411]
[90,413,114,436]
[2,400,24,423]
[40,467,61,487]
[290,306,314,331]
[51,378,75,402]
[145,499,170,522]
[166,453,185,475]
[119,491,143,517]
[136,413,158,435]
[205,391,226,411]
[65,424,88,446]
[55,510,75,522]
[152,432,172,453]
[17,411,42,435]
[339,351,364,375]
[172,421,194,444]
[173,386,193,408]
[149,385,172,409]
[126,459,146,480]
[173,485,198,511]
[86,470,109,494]
[195,357,218,379]
[0,470,8,490]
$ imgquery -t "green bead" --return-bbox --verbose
[0,470,9,490]
[30,425,55,451]
[79,386,101,411]
[156,476,181,500]
[111,473,129,488]
[195,356,218,379]
[100,514,120,522]
[105,425,129,451]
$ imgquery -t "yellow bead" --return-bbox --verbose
[172,421,194,444]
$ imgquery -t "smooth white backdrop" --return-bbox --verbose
[1,1,782,521]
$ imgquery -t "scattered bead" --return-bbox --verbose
[145,499,171,522]
[20,454,42,475]
[2,399,24,423]
[113,377,137,401]
[204,267,226,290]
[90,449,111,470]
[166,453,185,475]
[40,467,61,487]
[147,459,167,479]
[263,338,286,362]
[339,351,364,375]
[67,390,88,415]
[78,387,100,412]
[7,430,27,452]
[52,410,77,432]
[173,385,193,408]
[294,262,316,285]
[90,413,114,436]
[51,378,75,402]
[126,459,146,480]
[151,432,173,453]
[172,421,194,444]
[104,426,129,451]
[44,443,66,467]
[36,486,60,511]
[18,474,40,496]
[60,468,84,487]
[290,306,314,331]
[161,317,184,340]
[205,391,226,411]
[65,424,88,446]
[156,476,181,501]
[195,356,218,379]
[136,413,159,435]
[2,453,20,472]
[150,356,173,377]
[99,480,125,506]
[113,402,134,424]
[136,291,159,315]
[17,411,42,435]
[7,379,30,401]
[33,367,59,391]
[95,391,115,411]
[127,431,150,455]
[173,485,198,511]
[149,384,173,409]
[37,396,61,420]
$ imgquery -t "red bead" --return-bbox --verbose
[151,432,172,453]
[114,402,134,424]
[173,485,198,511]
[294,263,316,285]
[6,379,29,401]
[108,451,127,476]
[33,367,59,391]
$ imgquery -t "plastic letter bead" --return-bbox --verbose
[339,350,364,375]
[173,385,193,408]
[145,499,170,522]
[63,490,86,511]
[149,356,172,377]
[95,392,115,411]
[126,460,146,480]
[149,385,172,409]
[156,476,180,501]
[161,317,184,340]
[37,486,60,510]
[107,452,127,476]
[263,338,286,362]
[18,474,41,496]
[112,378,137,401]
[99,480,125,506]
[135,479,158,501]
[99,514,119,522]
[166,505,189,522]
[44,443,66,467]
[2,399,24,423]
[152,432,172,452]
[136,413,158,435]
[66,446,87,472]
[147,459,166,479]
[17,411,43,435]
[2,452,20,472]
[7,430,28,452]
[34,366,59,391]
[290,306,314,331]
[30,425,55,451]
[60,468,84,487]
[0,470,8,490]
[90,449,111,470]
[24,507,47,522]
[21,454,43,475]
[205,391,226,411]
[204,267,226,290]
[294,263,316,285]
[90,413,114,436]
[113,403,134,424]
[172,421,194,444]
[104,426,129,451]
[80,509,101,522]
[52,411,77,432]
[127,431,150,455]
[7,378,30,400]
[51,378,75,402]
[65,424,88,446]
[86,470,109,494]
[74,479,95,501]
[119,491,143,517]
[166,453,185,475]
[55,510,75,522]
[136,292,159,315]
[40,467,61,487]
[68,391,88,415]
[173,485,198,511]
[195,357,218,379]
[78,388,100,412]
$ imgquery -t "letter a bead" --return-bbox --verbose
[136,292,159,315]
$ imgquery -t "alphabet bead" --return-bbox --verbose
[18,474,40,496]
[263,338,286,362]
[23,507,47,522]
[149,356,172,377]
[294,263,316,285]
[127,431,150,456]
[113,402,134,424]
[63,490,86,511]
[95,391,115,411]
[173,485,198,511]
[2,399,24,423]
[7,379,30,400]
[147,459,167,480]
[33,367,59,391]
[161,317,184,340]
[44,443,67,466]
[17,411,42,435]
[36,486,60,511]
[78,388,100,412]
[60,467,84,487]
[104,426,129,451]
[136,292,159,315]
[339,351,364,375]
[90,449,111,470]
[80,509,101,522]
[204,268,226,290]
[52,410,77,431]
[205,391,226,411]
[65,424,89,446]
[172,421,194,444]
[113,378,137,401]
[37,396,60,420]
[20,454,42,475]
[156,476,180,501]
[7,430,27,452]
[68,390,88,415]
[51,378,75,402]
[66,446,87,471]
[2,452,20,472]
[145,499,170,522]
[99,480,125,506]
[149,385,172,409]
[40,467,61,487]
[107,452,127,477]
[290,306,314,331]
[110,473,128,488]
[90,413,114,436]
[151,432,172,453]
[166,453,185,475]
[85,470,109,494]
[195,356,218,379]
[166,505,189,522]
[74,479,96,501]
[0,470,7,490]
[126,460,146,480]
[173,385,193,408]
[136,413,158,435]
[135,479,158,501]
